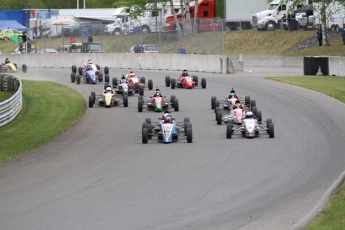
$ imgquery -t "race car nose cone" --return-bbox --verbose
[155,104,162,112]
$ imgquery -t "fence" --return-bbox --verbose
[0,75,22,127]
[27,18,225,55]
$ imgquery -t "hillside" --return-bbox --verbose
[0,29,343,56]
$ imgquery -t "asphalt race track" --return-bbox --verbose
[1,66,345,230]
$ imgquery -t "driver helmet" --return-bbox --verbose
[235,100,241,104]
[164,117,172,123]
[230,88,235,94]
[155,91,160,96]
[105,86,112,93]
[88,60,92,64]
[5,58,9,62]
[245,111,254,118]
[121,75,125,79]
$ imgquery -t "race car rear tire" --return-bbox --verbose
[91,91,96,103]
[268,123,274,138]
[88,95,94,108]
[134,82,140,91]
[105,74,110,83]
[138,98,143,112]
[267,118,273,127]
[165,76,170,87]
[148,79,153,90]
[186,126,193,143]
[22,64,27,73]
[145,118,151,124]
[71,73,76,83]
[142,128,148,144]
[184,122,192,136]
[78,67,83,76]
[142,122,148,130]
[104,66,109,74]
[216,111,222,125]
[170,95,176,106]
[123,95,128,107]
[201,78,206,88]
[76,74,81,84]
[139,86,144,96]
[214,101,220,113]
[211,96,217,109]
[140,77,146,84]
[72,65,77,73]
[251,100,256,108]
[171,78,176,89]
[245,96,251,107]
[173,99,179,111]
[257,110,262,124]
[112,77,118,88]
[98,72,103,82]
[226,122,233,139]
[184,117,190,123]
[192,75,198,84]
[251,106,258,116]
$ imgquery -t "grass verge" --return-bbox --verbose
[0,80,86,162]
[268,76,345,230]
[0,91,13,102]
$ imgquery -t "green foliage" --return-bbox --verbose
[0,0,115,9]
[215,0,224,18]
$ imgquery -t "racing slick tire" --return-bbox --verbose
[257,111,262,124]
[123,95,128,107]
[142,128,148,144]
[165,76,170,87]
[266,118,273,127]
[142,122,148,130]
[72,65,77,74]
[139,86,144,96]
[22,64,27,73]
[145,118,151,124]
[171,78,176,89]
[192,75,198,85]
[78,67,83,76]
[251,106,258,116]
[173,99,179,111]
[76,74,81,84]
[148,79,153,90]
[184,117,190,123]
[226,122,233,139]
[134,82,140,92]
[245,96,251,107]
[98,72,103,82]
[211,96,217,109]
[105,74,110,83]
[251,100,256,108]
[216,111,222,125]
[186,126,193,143]
[104,66,109,75]
[71,73,76,83]
[104,83,110,90]
[112,77,118,88]
[268,123,274,138]
[140,77,146,84]
[201,78,206,89]
[184,122,192,136]
[138,98,143,112]
[214,101,220,113]
[215,107,221,120]
[91,91,96,103]
[88,95,94,108]
[170,95,176,107]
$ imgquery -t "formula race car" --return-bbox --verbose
[71,64,106,84]
[138,94,179,112]
[226,114,274,139]
[111,77,135,96]
[125,72,153,95]
[88,86,128,108]
[211,95,253,111]
[165,70,206,89]
[142,116,192,144]
[0,62,27,73]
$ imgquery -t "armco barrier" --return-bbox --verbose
[7,53,233,74]
[0,75,22,127]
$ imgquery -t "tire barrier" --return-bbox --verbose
[0,74,22,127]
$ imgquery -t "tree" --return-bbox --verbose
[268,0,345,46]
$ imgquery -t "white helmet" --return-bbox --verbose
[88,60,92,64]
[106,86,112,92]
[246,111,254,118]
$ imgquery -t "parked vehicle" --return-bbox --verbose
[127,44,159,54]
[0,29,22,40]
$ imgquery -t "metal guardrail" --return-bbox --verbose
[0,75,22,127]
